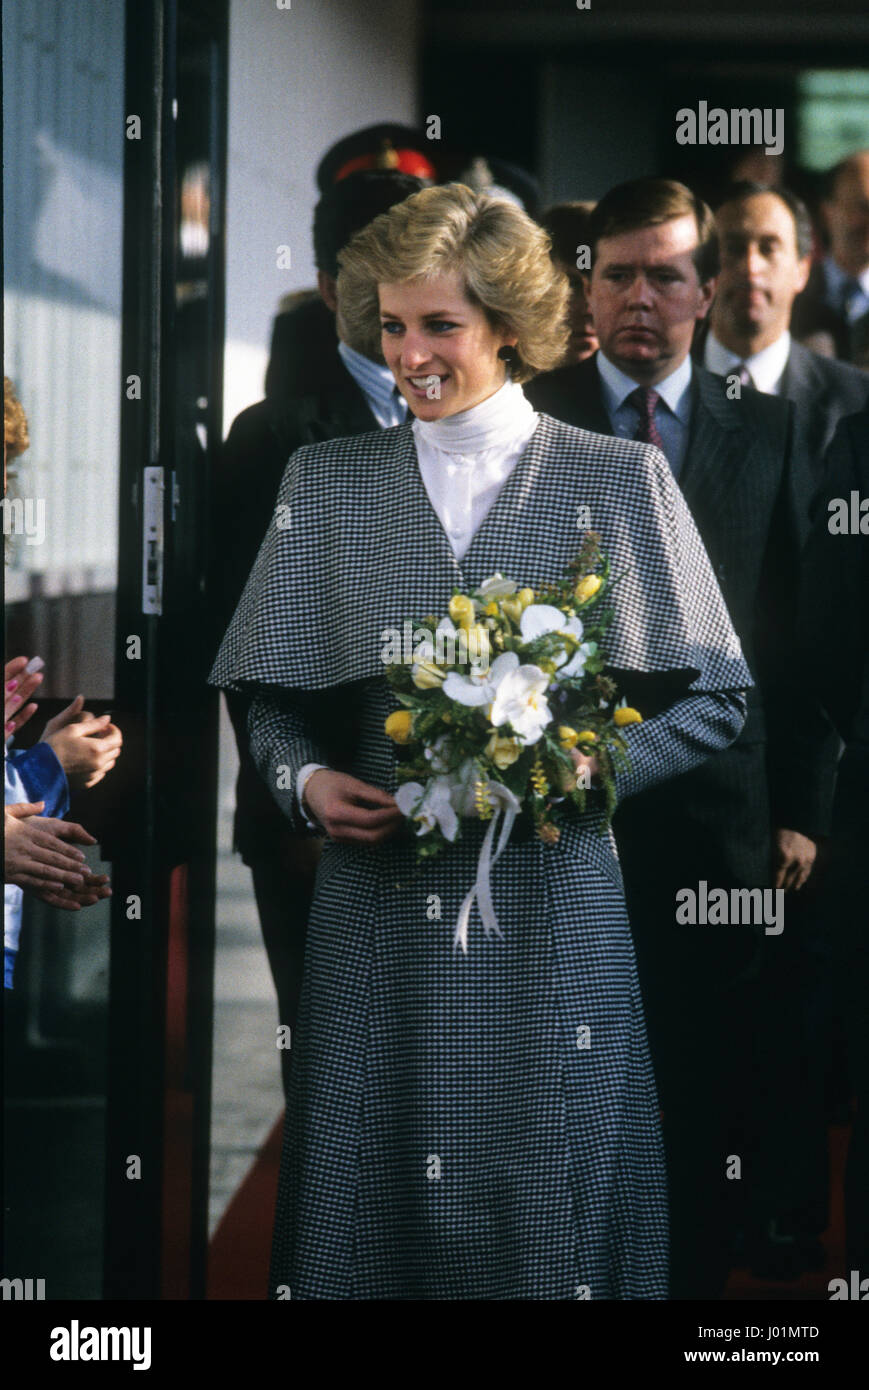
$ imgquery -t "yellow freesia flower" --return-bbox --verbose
[465,625,492,663]
[577,729,597,743]
[448,594,476,629]
[557,725,579,750]
[384,710,414,743]
[574,574,602,603]
[517,587,535,610]
[485,732,521,769]
[412,660,447,689]
[614,706,642,726]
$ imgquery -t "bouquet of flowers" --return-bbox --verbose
[382,532,642,950]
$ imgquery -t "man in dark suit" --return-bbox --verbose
[526,178,833,1298]
[215,170,423,1091]
[701,182,869,461]
[702,180,867,1275]
[801,411,869,1274]
[790,150,869,366]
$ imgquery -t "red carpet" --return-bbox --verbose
[207,1114,851,1300]
[207,1115,283,1300]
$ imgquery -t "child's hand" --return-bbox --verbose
[42,698,123,789]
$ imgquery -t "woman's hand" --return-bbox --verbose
[41,697,123,789]
[5,656,44,738]
[4,802,97,900]
[558,749,600,794]
[303,770,404,845]
[41,871,112,912]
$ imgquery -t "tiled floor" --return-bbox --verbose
[209,702,284,1236]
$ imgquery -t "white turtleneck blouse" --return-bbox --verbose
[412,378,538,561]
[297,378,540,819]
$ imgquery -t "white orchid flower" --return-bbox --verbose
[395,777,459,841]
[560,639,597,679]
[490,664,552,745]
[519,603,595,680]
[447,758,483,817]
[473,573,518,601]
[442,650,518,707]
[423,735,451,773]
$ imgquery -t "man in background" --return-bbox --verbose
[704,181,869,460]
[527,177,832,1297]
[800,409,869,1275]
[215,169,423,1092]
[792,151,869,366]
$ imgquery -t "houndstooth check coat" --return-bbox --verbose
[210,412,752,1301]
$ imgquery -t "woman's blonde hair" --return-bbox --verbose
[336,183,569,382]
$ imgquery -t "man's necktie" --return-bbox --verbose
[629,385,666,454]
[736,362,754,389]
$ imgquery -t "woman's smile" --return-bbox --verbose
[379,269,517,419]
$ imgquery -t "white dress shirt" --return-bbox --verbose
[337,340,408,427]
[822,256,869,324]
[297,379,539,821]
[596,350,693,477]
[703,328,792,396]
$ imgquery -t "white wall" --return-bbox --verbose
[223,0,421,433]
[3,0,124,599]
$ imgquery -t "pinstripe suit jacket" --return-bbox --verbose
[526,355,833,887]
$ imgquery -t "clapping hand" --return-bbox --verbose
[41,696,123,790]
[4,801,110,910]
[5,656,44,738]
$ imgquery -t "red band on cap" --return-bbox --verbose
[334,149,436,183]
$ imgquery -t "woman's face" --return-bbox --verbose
[378,269,518,420]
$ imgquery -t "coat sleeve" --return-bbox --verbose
[247,689,330,836]
[6,744,70,820]
[754,402,838,838]
[800,413,869,745]
[613,690,747,801]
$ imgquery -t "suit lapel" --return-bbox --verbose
[780,341,827,456]
[571,356,614,435]
[679,368,756,516]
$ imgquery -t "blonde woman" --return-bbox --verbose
[211,185,751,1301]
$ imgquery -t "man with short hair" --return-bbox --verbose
[215,169,424,1092]
[801,409,869,1274]
[704,181,869,459]
[792,150,869,364]
[526,177,833,1298]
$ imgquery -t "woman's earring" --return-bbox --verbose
[497,345,517,362]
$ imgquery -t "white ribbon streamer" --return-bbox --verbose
[454,783,522,954]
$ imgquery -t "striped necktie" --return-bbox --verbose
[628,385,666,454]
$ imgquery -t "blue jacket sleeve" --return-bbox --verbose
[6,744,70,819]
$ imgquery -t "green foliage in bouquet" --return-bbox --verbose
[382,532,641,862]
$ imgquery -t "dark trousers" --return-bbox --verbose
[248,835,321,1096]
[615,804,763,1299]
[631,912,758,1299]
[750,874,832,1240]
[827,755,869,1270]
